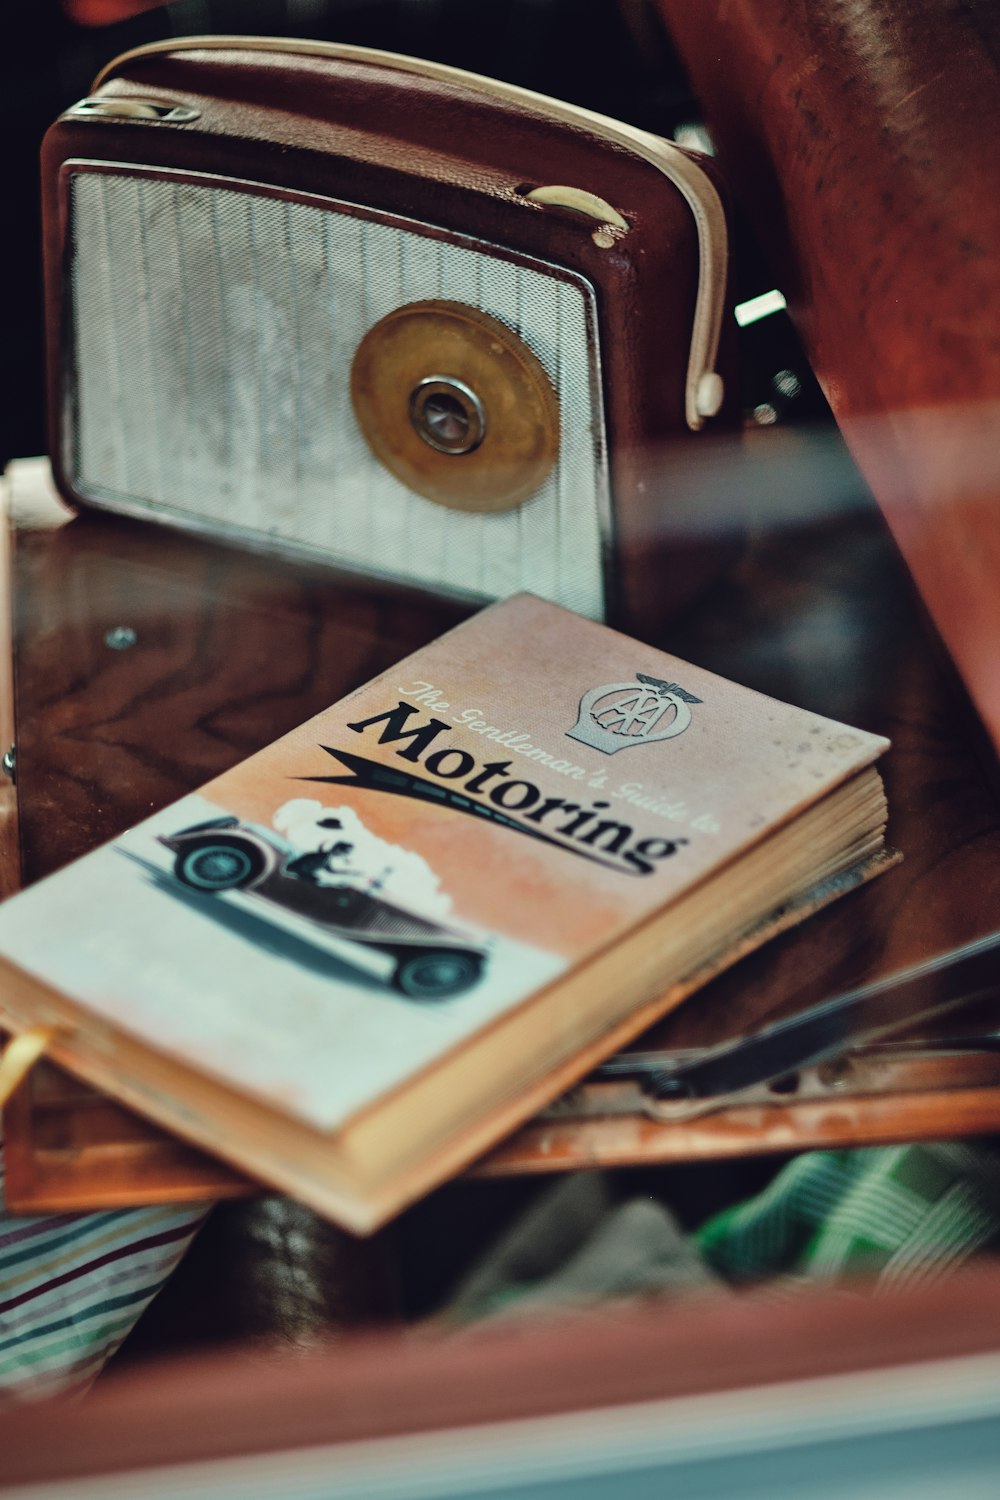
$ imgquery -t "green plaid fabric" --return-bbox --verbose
[445,1145,1000,1325]
[696,1143,1000,1289]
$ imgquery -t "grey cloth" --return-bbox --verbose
[444,1173,724,1324]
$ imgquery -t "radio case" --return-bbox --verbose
[42,37,737,637]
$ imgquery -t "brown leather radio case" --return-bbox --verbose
[41,37,737,639]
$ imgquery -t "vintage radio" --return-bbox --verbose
[42,37,736,636]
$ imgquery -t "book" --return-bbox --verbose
[0,595,893,1232]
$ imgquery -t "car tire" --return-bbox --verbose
[392,949,484,1000]
[174,838,264,892]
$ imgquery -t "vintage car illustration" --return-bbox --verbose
[158,815,489,1000]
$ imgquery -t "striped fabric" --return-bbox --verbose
[696,1144,1000,1289]
[0,1146,210,1404]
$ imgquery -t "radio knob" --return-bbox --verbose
[409,379,486,456]
[351,300,559,514]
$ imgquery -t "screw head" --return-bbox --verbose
[105,625,137,650]
[817,1056,854,1090]
[648,1071,697,1100]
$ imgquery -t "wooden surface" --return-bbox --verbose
[8,481,467,884]
[657,0,1000,756]
[5,1260,1000,1485]
[3,442,1000,1212]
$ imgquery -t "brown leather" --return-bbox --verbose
[657,0,1000,752]
[41,42,739,637]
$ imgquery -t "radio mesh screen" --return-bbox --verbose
[69,170,608,618]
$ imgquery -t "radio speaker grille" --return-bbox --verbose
[68,169,608,617]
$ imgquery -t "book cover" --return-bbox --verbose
[0,595,891,1227]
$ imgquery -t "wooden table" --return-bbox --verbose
[3,433,999,1215]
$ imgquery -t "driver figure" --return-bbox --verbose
[285,817,385,890]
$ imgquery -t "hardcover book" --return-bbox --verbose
[0,596,892,1231]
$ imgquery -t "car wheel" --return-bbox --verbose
[392,949,483,1000]
[174,839,262,892]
